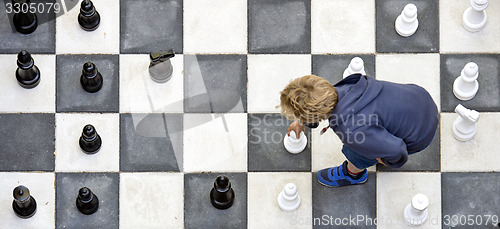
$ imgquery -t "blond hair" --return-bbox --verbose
[278,75,337,124]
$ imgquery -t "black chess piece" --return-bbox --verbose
[16,50,40,89]
[149,50,175,83]
[12,185,37,219]
[78,0,100,31]
[79,124,102,154]
[80,62,103,93]
[76,187,99,215]
[210,175,235,210]
[12,0,38,34]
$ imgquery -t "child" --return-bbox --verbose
[279,74,439,187]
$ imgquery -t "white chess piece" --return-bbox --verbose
[453,104,480,142]
[463,0,489,32]
[404,193,429,226]
[453,62,479,101]
[343,57,366,78]
[395,3,419,37]
[283,130,307,154]
[277,183,301,212]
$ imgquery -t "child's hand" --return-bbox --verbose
[287,121,305,136]
[376,158,387,166]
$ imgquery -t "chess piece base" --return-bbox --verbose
[453,77,479,101]
[462,8,487,32]
[16,66,41,89]
[13,13,38,34]
[395,16,418,37]
[79,135,102,154]
[403,203,428,226]
[452,119,476,142]
[277,190,301,212]
[76,196,99,215]
[283,131,307,154]
[80,72,103,93]
[12,198,37,219]
[210,188,234,210]
[149,61,174,83]
[78,11,101,31]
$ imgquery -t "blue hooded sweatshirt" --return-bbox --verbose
[328,74,439,168]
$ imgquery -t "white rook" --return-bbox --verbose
[283,130,307,154]
[404,193,429,226]
[343,57,366,78]
[463,0,489,32]
[395,3,419,37]
[453,62,479,101]
[453,104,480,142]
[277,183,301,212]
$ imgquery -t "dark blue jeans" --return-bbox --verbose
[341,139,433,169]
[341,129,437,169]
[341,145,379,169]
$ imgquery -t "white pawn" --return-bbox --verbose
[403,193,429,226]
[283,130,307,154]
[277,183,301,212]
[395,3,419,37]
[453,62,479,101]
[343,57,366,78]
[463,0,489,32]
[453,104,480,142]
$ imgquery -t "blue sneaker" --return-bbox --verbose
[317,161,368,187]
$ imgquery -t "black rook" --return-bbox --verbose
[12,185,37,219]
[12,0,38,34]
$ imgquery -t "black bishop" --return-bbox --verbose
[12,185,37,219]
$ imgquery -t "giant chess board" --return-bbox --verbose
[0,0,499,228]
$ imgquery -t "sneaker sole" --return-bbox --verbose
[317,177,368,188]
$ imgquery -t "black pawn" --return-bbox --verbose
[16,50,40,89]
[80,62,103,93]
[79,124,102,154]
[12,185,37,219]
[76,187,99,215]
[78,0,100,31]
[12,0,38,34]
[210,175,235,210]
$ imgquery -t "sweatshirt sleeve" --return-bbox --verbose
[344,125,408,168]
